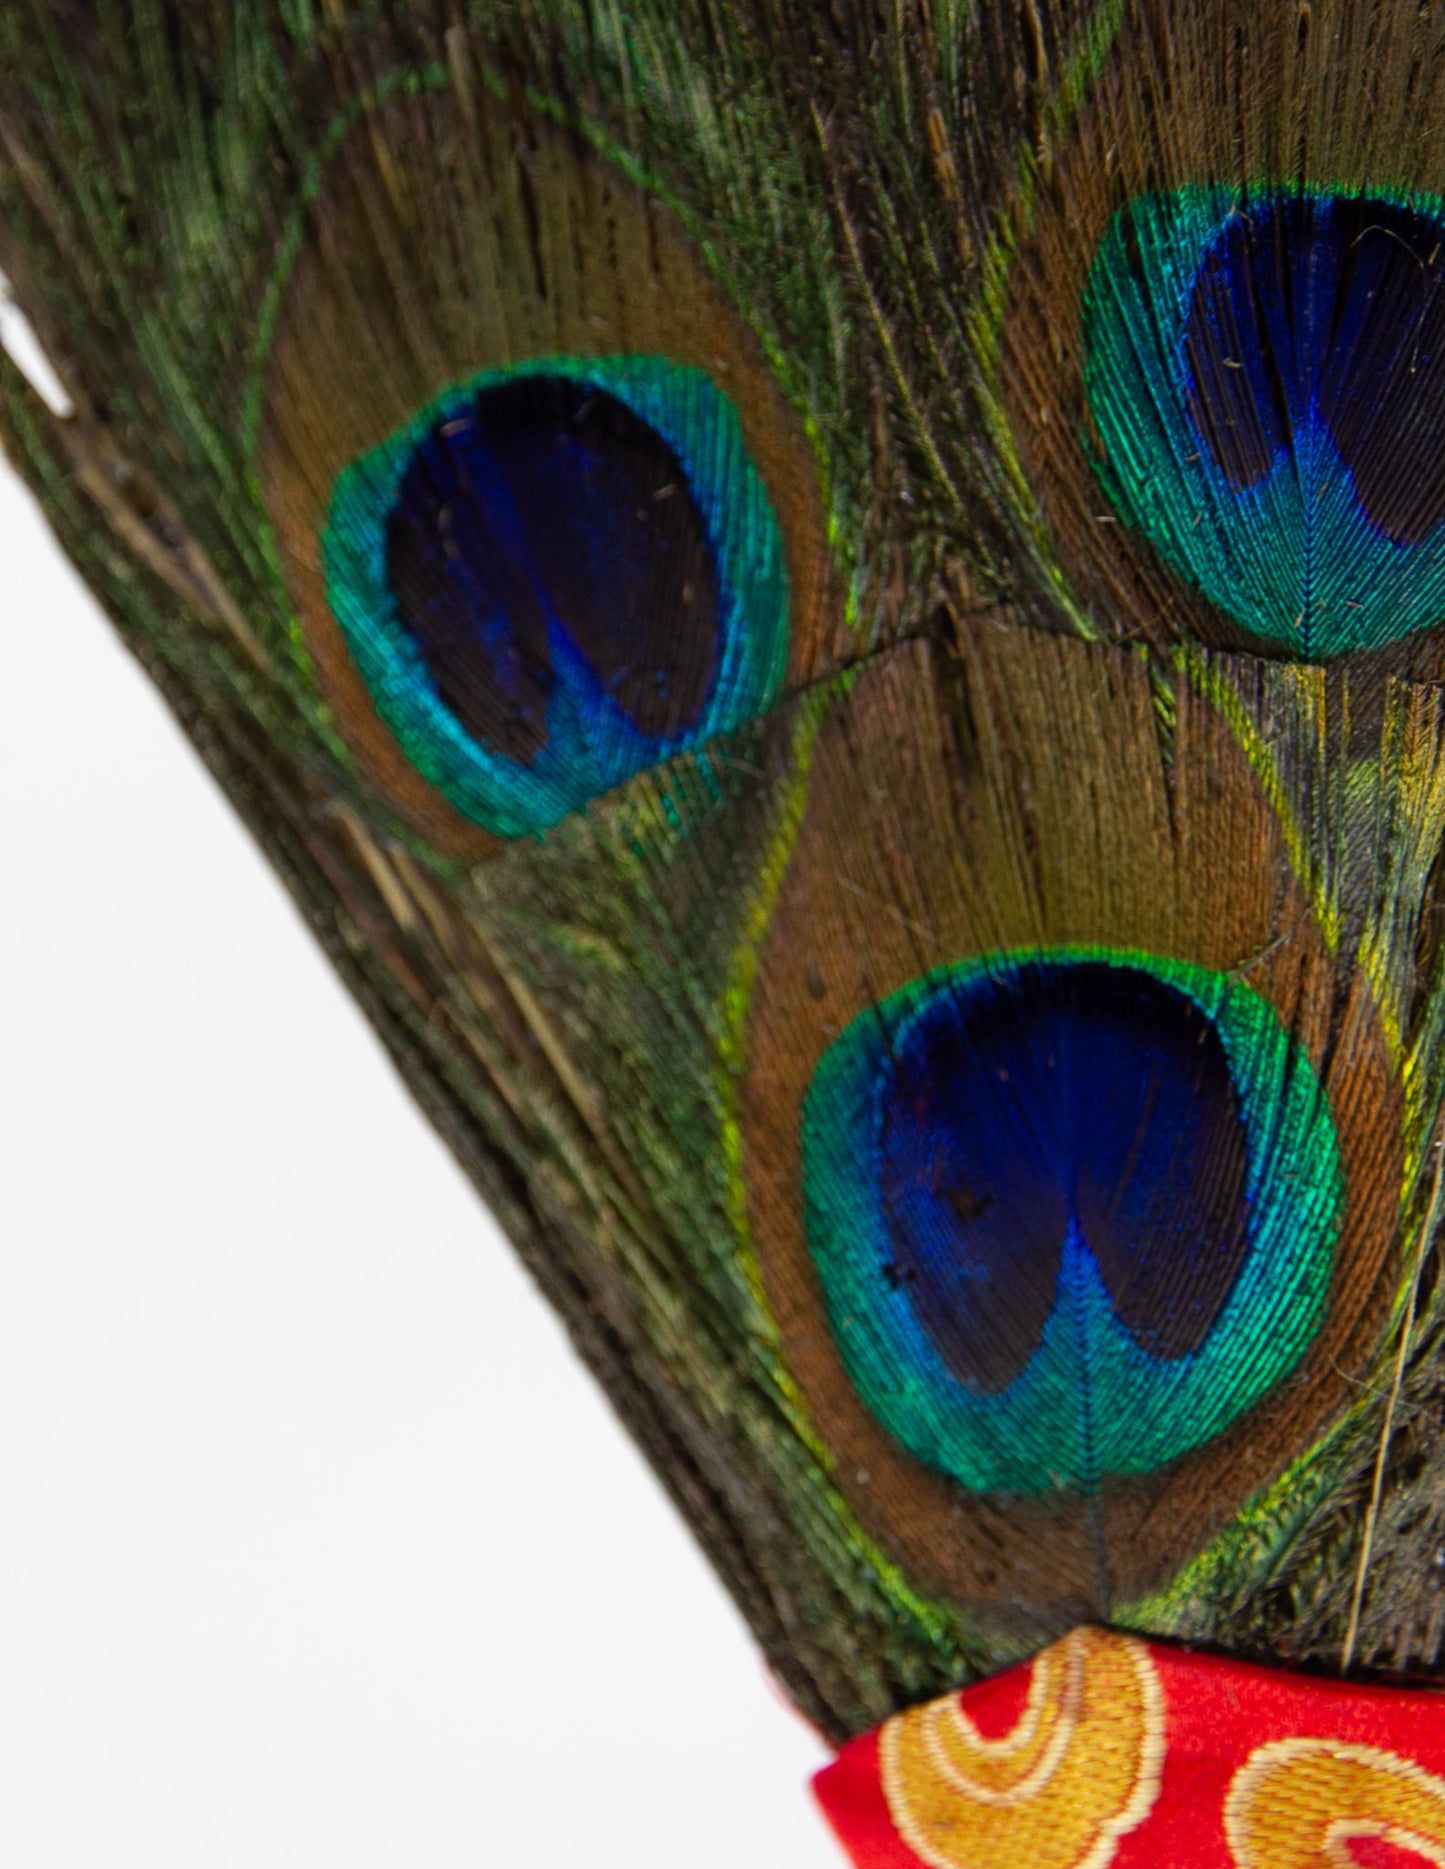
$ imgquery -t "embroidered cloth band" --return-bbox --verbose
[813,1626,1445,1868]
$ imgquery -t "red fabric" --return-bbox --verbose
[814,1628,1445,1868]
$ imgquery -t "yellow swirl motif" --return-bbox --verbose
[1226,1738,1445,1867]
[878,1628,1164,1869]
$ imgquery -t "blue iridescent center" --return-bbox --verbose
[323,358,790,836]
[386,376,721,765]
[1084,188,1445,656]
[801,952,1343,1494]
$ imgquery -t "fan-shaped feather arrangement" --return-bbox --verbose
[9,0,1445,1859]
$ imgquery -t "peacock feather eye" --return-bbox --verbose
[739,622,1402,1617]
[322,360,788,837]
[1083,188,1445,658]
[802,950,1341,1495]
[985,4,1445,673]
[256,87,829,852]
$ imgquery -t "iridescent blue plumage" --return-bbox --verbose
[1084,188,1445,656]
[323,358,790,836]
[800,951,1343,1494]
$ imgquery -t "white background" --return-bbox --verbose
[0,429,840,1863]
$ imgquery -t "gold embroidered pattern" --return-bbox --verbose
[1225,1737,1445,1867]
[878,1627,1164,1869]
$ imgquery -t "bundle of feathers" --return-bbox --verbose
[6,0,1445,1848]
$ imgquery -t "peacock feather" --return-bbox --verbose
[9,0,1445,1762]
